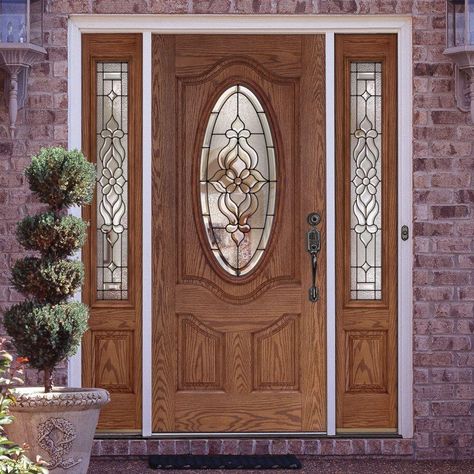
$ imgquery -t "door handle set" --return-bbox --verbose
[307,212,321,302]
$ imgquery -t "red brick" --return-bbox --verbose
[415,352,454,367]
[455,384,474,399]
[351,439,366,455]
[192,0,231,13]
[150,1,189,13]
[160,440,176,455]
[271,439,288,454]
[91,440,101,456]
[129,440,147,455]
[288,439,304,454]
[277,0,309,13]
[382,439,398,455]
[459,287,474,301]
[334,440,352,455]
[432,401,472,416]
[398,439,415,456]
[303,439,320,455]
[175,440,191,454]
[319,439,334,455]
[48,0,92,13]
[238,439,254,455]
[92,0,149,13]
[456,320,474,335]
[432,206,470,219]
[432,368,473,383]
[254,439,270,455]
[235,0,273,13]
[366,439,382,455]
[206,439,221,455]
[433,434,460,448]
[222,439,239,455]
[146,440,160,455]
[190,439,207,455]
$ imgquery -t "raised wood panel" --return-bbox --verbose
[346,330,387,393]
[82,34,142,431]
[178,315,225,390]
[335,34,397,430]
[92,331,134,393]
[253,314,300,390]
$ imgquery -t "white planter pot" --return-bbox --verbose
[5,387,110,474]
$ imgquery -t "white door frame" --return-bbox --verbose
[67,14,413,439]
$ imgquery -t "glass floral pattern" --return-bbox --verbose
[200,85,277,276]
[350,63,383,300]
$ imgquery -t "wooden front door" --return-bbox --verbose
[152,35,326,433]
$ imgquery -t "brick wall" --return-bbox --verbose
[0,0,473,460]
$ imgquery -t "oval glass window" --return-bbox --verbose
[200,85,277,277]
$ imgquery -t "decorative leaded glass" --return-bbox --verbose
[96,62,128,300]
[200,85,277,277]
[350,62,382,300]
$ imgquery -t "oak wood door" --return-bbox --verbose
[152,35,326,432]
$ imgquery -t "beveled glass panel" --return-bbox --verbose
[200,85,277,276]
[350,62,382,300]
[96,62,129,300]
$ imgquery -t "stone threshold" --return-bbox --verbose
[91,438,415,458]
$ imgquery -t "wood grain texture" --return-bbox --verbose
[82,34,142,431]
[253,314,300,390]
[335,34,398,429]
[346,330,387,392]
[175,393,301,432]
[178,315,225,390]
[92,331,134,392]
[152,35,326,433]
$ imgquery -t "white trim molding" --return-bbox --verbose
[325,31,336,438]
[67,18,82,389]
[68,14,413,439]
[141,31,153,437]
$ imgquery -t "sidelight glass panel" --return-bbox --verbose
[350,62,382,300]
[200,85,277,277]
[96,62,128,300]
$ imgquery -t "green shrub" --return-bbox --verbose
[11,258,83,304]
[4,303,88,372]
[16,213,87,258]
[25,147,95,210]
[5,147,94,392]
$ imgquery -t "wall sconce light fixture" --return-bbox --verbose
[0,0,46,138]
[445,0,474,120]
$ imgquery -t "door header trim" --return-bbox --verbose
[69,14,411,33]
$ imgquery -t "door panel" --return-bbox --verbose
[152,35,326,433]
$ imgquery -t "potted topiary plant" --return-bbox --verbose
[3,147,109,474]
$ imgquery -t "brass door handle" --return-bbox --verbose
[307,213,321,302]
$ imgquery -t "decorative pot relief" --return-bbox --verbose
[37,418,82,470]
[200,85,277,276]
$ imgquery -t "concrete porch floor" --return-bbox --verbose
[88,458,474,473]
